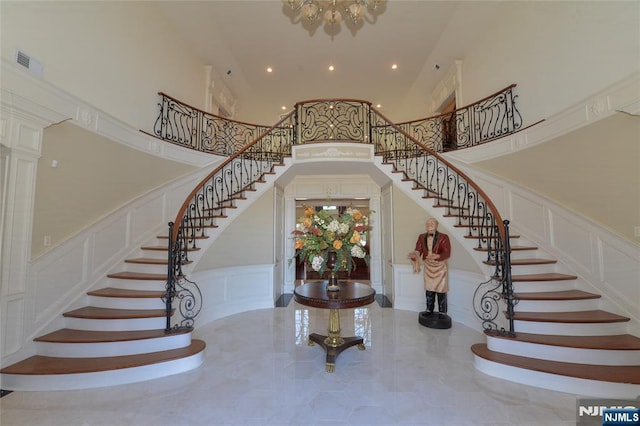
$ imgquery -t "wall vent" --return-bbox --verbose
[15,50,44,77]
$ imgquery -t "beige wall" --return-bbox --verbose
[392,187,481,273]
[461,1,639,124]
[194,189,275,270]
[475,113,640,243]
[1,1,206,132]
[32,122,196,257]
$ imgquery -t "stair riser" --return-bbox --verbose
[125,263,168,275]
[107,278,166,292]
[486,336,640,366]
[508,250,540,260]
[512,320,629,336]
[473,355,640,399]
[87,296,165,310]
[510,265,561,275]
[64,317,166,331]
[140,250,169,260]
[0,351,204,391]
[34,333,192,358]
[515,299,599,312]
[512,281,575,293]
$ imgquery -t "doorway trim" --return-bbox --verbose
[283,174,382,294]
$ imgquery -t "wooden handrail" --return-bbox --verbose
[370,106,506,243]
[393,84,518,126]
[169,110,296,243]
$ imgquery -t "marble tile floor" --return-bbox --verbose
[1,301,581,425]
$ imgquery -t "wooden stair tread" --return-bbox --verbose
[87,287,165,298]
[107,272,166,280]
[0,340,205,375]
[34,328,189,343]
[124,257,192,265]
[63,307,168,319]
[475,245,537,252]
[471,343,640,384]
[140,245,201,252]
[512,273,577,281]
[156,235,209,240]
[484,258,556,266]
[509,310,630,323]
[485,330,640,350]
[514,290,600,301]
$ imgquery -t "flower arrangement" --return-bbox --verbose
[292,206,370,275]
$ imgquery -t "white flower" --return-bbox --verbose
[351,245,366,258]
[338,223,349,234]
[327,220,340,232]
[311,255,324,271]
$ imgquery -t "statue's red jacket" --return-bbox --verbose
[414,232,451,261]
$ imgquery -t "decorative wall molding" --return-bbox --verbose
[0,166,212,367]
[446,71,640,163]
[456,163,640,335]
[283,172,383,294]
[1,59,219,167]
[190,265,275,327]
[393,265,486,331]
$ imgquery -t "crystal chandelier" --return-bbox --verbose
[285,0,386,36]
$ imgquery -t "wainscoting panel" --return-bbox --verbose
[548,208,595,276]
[393,264,485,331]
[33,242,86,324]
[510,192,547,242]
[453,163,640,335]
[130,194,165,245]
[192,265,275,327]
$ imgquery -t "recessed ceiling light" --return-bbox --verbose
[281,106,287,110]
[266,67,273,73]
[376,104,382,108]
[328,65,335,71]
[391,64,398,70]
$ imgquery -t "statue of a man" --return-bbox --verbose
[411,218,451,317]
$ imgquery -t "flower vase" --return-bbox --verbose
[326,251,340,292]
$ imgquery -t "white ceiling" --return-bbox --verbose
[154,1,503,125]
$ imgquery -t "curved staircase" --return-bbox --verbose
[471,246,640,398]
[0,162,285,391]
[0,235,206,391]
[381,154,640,398]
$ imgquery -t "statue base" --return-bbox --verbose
[418,311,452,329]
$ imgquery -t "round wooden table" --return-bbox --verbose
[294,281,375,372]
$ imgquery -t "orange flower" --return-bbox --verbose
[350,231,361,244]
[295,239,304,249]
[302,217,312,228]
[304,206,315,216]
[333,240,343,250]
[352,211,363,220]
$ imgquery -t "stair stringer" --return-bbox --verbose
[371,155,496,276]
[160,157,295,280]
[0,160,293,391]
[372,156,640,398]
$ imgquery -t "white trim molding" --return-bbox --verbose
[447,71,640,163]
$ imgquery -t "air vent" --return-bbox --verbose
[15,50,44,77]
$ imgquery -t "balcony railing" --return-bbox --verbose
[152,85,522,155]
[157,89,522,336]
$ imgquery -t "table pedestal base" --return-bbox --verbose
[308,308,365,372]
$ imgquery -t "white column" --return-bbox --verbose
[0,94,67,362]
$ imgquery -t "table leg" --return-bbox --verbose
[308,308,365,373]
